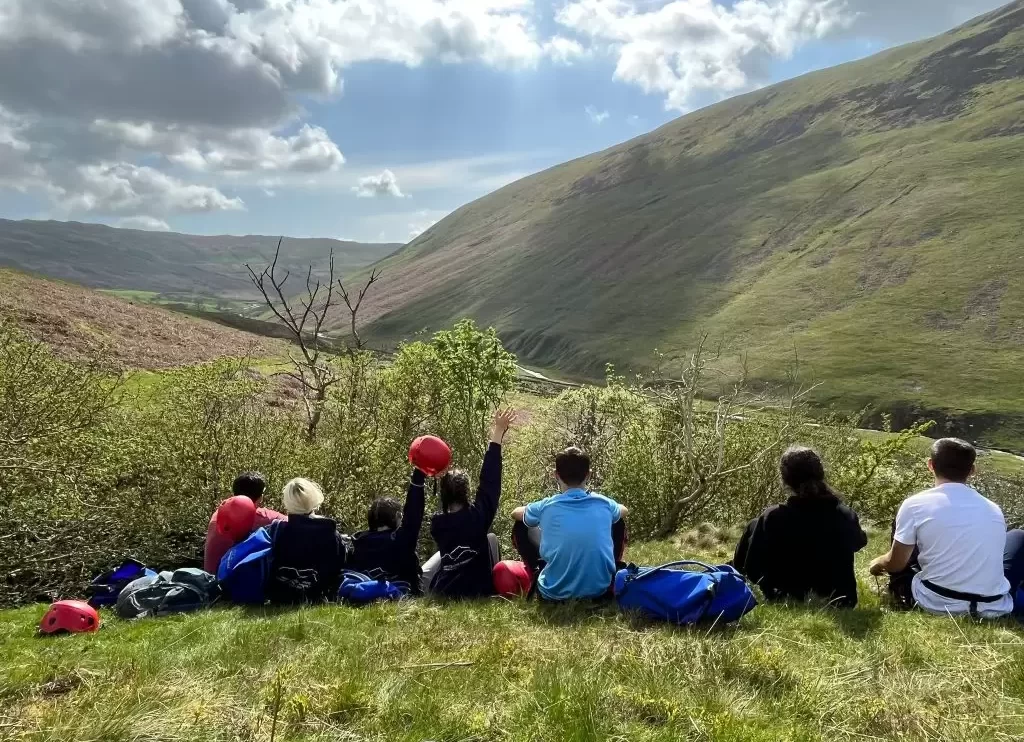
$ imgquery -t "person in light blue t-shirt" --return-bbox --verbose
[511,447,628,601]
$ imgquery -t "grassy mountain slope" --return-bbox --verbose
[352,2,1024,447]
[0,219,400,298]
[0,269,285,369]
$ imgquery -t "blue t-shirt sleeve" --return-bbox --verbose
[523,498,548,527]
[604,496,622,523]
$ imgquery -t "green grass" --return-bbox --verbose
[5,536,1024,741]
[353,3,1024,451]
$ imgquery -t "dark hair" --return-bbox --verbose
[555,447,591,488]
[232,471,267,502]
[779,446,836,499]
[368,497,401,530]
[930,438,976,483]
[439,470,470,513]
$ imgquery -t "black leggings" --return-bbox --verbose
[511,519,628,574]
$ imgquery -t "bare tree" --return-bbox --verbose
[645,334,816,538]
[337,268,381,351]
[245,238,380,440]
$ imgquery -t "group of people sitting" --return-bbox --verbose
[734,437,1024,617]
[204,409,628,604]
[204,406,1024,617]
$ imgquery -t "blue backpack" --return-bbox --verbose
[338,570,406,605]
[614,561,757,625]
[87,559,158,608]
[218,526,277,605]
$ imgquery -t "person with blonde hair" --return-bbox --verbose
[266,477,350,604]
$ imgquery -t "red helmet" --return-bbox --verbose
[408,435,452,477]
[216,496,258,541]
[39,600,100,635]
[492,560,532,597]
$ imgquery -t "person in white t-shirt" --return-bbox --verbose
[870,438,1024,618]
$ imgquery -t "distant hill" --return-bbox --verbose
[0,269,286,370]
[0,219,400,298]
[347,1,1024,449]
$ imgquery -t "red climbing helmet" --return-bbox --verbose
[215,495,258,541]
[39,600,100,635]
[492,560,532,597]
[408,435,452,477]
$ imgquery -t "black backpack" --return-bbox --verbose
[266,516,348,604]
[115,568,221,619]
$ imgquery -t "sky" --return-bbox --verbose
[0,0,1009,244]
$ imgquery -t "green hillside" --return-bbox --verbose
[352,2,1024,449]
[0,219,400,299]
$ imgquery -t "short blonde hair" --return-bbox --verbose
[282,477,324,515]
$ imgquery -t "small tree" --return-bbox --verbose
[246,238,380,440]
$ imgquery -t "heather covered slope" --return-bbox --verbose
[0,219,400,298]
[351,2,1024,447]
[0,269,284,369]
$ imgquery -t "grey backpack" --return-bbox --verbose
[115,568,221,619]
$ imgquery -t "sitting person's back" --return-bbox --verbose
[267,478,348,605]
[204,471,285,573]
[733,447,867,607]
[512,447,628,601]
[871,438,1013,617]
[347,469,426,593]
[428,409,514,597]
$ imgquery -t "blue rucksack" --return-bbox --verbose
[218,526,277,605]
[614,561,757,625]
[338,570,406,605]
[86,559,158,608]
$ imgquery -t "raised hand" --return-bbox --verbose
[490,406,517,443]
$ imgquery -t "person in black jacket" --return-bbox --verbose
[347,467,427,594]
[733,446,868,607]
[266,477,349,605]
[424,408,516,597]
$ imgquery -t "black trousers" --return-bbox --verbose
[511,519,628,574]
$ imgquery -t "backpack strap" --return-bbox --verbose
[622,561,717,586]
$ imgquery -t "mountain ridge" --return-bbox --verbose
[0,218,400,299]
[339,0,1024,448]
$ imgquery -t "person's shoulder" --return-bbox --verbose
[587,491,617,505]
[900,487,941,509]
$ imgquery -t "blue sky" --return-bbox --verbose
[0,0,1006,243]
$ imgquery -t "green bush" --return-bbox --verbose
[1,318,1020,606]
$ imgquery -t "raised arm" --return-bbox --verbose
[470,407,516,530]
[394,468,426,548]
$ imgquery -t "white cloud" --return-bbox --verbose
[353,169,407,198]
[408,210,442,239]
[57,163,244,216]
[0,0,546,220]
[557,0,1007,111]
[585,105,610,124]
[544,35,588,64]
[116,215,172,231]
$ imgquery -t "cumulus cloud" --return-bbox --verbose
[544,35,588,64]
[585,105,610,124]
[116,216,172,232]
[556,0,1006,111]
[0,0,545,221]
[56,163,244,216]
[353,169,407,198]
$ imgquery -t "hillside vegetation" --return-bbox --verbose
[0,269,284,369]
[0,219,399,299]
[350,2,1024,449]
